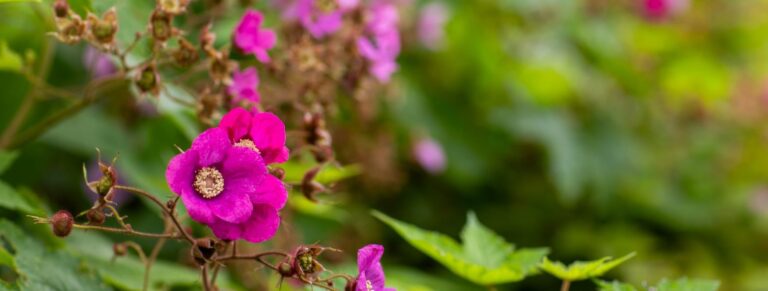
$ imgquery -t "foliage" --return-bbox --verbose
[540,253,636,282]
[596,278,720,291]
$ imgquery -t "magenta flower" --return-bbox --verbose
[228,67,261,104]
[284,0,345,39]
[234,9,276,63]
[355,244,396,291]
[167,127,288,243]
[418,2,449,50]
[413,137,446,174]
[219,108,290,165]
[642,0,688,20]
[357,1,400,83]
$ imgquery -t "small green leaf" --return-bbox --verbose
[0,41,22,72]
[0,151,18,175]
[0,0,40,3]
[0,181,37,214]
[373,210,548,285]
[282,160,361,184]
[540,252,636,281]
[595,279,638,291]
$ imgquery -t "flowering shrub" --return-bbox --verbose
[2,0,755,290]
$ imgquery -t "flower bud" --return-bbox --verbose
[113,243,127,256]
[199,23,217,56]
[86,208,106,225]
[173,38,199,67]
[54,0,69,18]
[301,166,325,202]
[195,238,216,260]
[150,9,174,43]
[51,210,74,237]
[157,0,189,15]
[135,63,160,95]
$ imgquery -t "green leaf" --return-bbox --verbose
[595,280,638,291]
[540,252,636,281]
[373,210,548,285]
[282,160,361,184]
[0,151,18,175]
[0,220,109,290]
[0,0,40,3]
[0,181,37,214]
[595,278,720,291]
[0,41,22,72]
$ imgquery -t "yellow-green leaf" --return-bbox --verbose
[373,210,548,285]
[540,252,636,281]
[0,41,22,72]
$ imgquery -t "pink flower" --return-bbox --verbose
[219,108,290,165]
[84,47,116,78]
[413,137,446,174]
[417,2,449,50]
[234,9,276,63]
[166,127,286,243]
[642,0,688,20]
[357,1,400,83]
[355,245,396,291]
[283,0,348,39]
[228,67,260,104]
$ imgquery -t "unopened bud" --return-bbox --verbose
[199,23,216,56]
[86,208,106,225]
[301,166,325,202]
[277,261,294,277]
[195,238,216,260]
[173,38,199,67]
[166,198,177,210]
[157,0,190,15]
[113,243,127,256]
[54,0,69,18]
[311,145,333,163]
[51,210,74,237]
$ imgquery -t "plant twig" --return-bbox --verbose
[561,280,571,291]
[114,185,196,244]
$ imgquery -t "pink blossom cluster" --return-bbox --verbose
[357,0,400,83]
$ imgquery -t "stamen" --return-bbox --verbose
[234,138,260,153]
[194,167,224,199]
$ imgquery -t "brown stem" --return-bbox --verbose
[143,217,170,291]
[122,241,148,264]
[71,223,181,239]
[114,185,195,244]
[561,280,571,291]
[200,265,211,291]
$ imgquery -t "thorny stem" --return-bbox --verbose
[561,280,571,291]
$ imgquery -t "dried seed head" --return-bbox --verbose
[173,38,199,67]
[113,243,127,256]
[157,0,189,15]
[135,63,160,95]
[209,52,234,85]
[87,8,118,47]
[51,210,74,237]
[54,16,86,44]
[199,23,217,56]
[195,238,216,261]
[150,9,174,43]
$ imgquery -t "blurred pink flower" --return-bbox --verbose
[418,2,449,50]
[228,67,261,104]
[83,47,116,78]
[355,244,396,291]
[284,0,346,39]
[643,0,688,20]
[234,9,276,63]
[358,0,400,83]
[413,137,445,174]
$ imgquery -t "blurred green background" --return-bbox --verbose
[3,0,768,290]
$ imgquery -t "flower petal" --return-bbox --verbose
[241,205,280,243]
[190,128,231,166]
[208,187,253,223]
[249,112,288,164]
[165,150,198,195]
[257,30,276,50]
[180,187,216,224]
[219,108,253,142]
[209,218,243,241]
[250,174,288,210]
[357,244,384,273]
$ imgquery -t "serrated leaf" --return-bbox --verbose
[0,151,18,174]
[0,41,22,72]
[0,181,36,214]
[373,210,548,285]
[595,279,638,291]
[461,212,514,267]
[540,252,635,281]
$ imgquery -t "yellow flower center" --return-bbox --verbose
[365,280,374,291]
[193,167,224,199]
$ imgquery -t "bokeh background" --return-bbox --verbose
[3,0,768,290]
